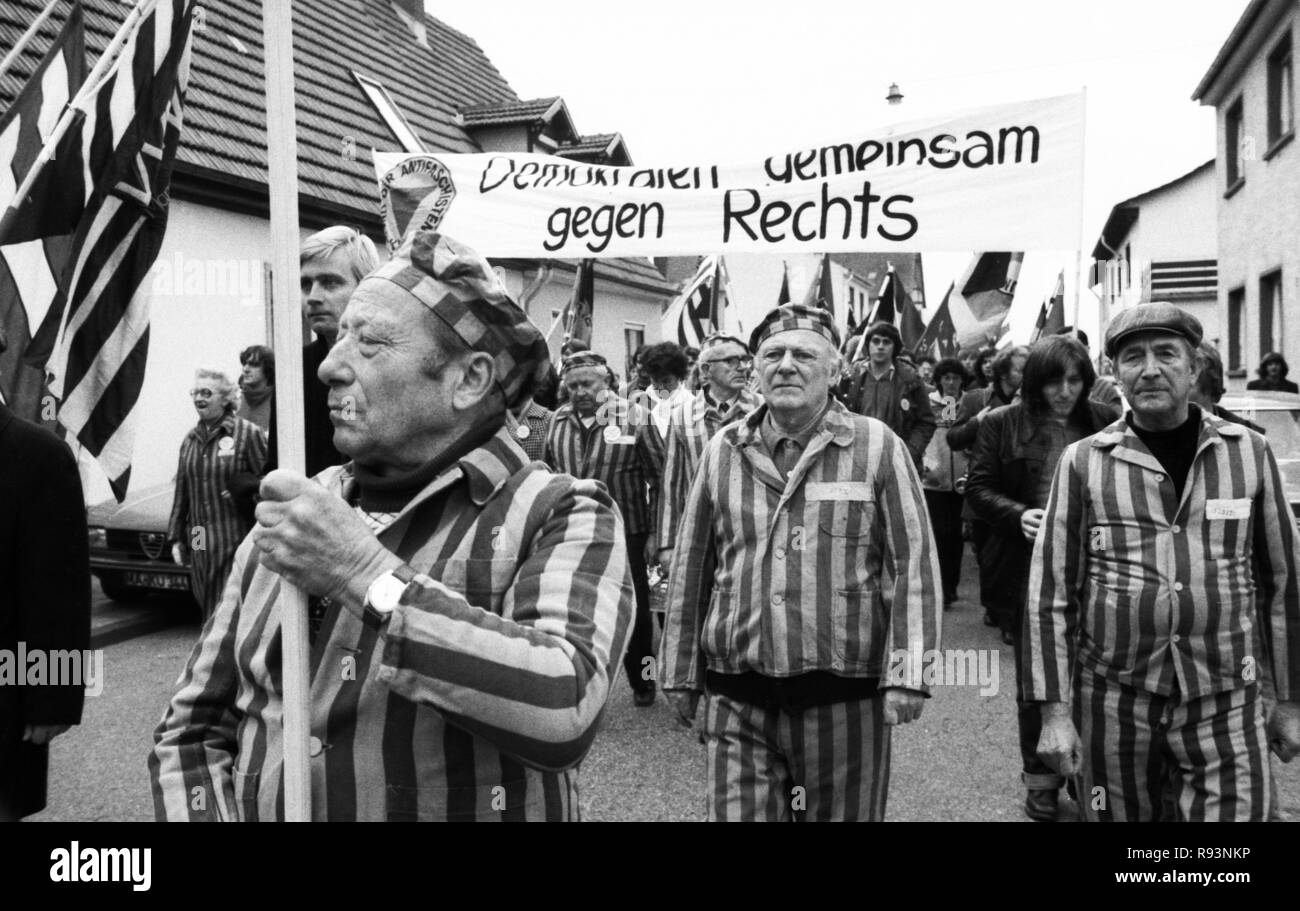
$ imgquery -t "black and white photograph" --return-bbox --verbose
[0,0,1297,886]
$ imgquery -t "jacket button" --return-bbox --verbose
[1173,582,1184,592]
[309,736,324,757]
[771,592,785,606]
[1171,524,1181,534]
[1155,473,1165,482]
[774,546,786,559]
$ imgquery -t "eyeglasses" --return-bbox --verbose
[189,388,216,399]
[702,355,753,370]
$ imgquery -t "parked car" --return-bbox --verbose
[86,481,196,608]
[1219,391,1300,521]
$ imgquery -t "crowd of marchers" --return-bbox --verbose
[4,226,1297,822]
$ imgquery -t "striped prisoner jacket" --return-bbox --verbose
[655,387,762,554]
[658,399,942,692]
[149,426,633,821]
[1024,410,1300,704]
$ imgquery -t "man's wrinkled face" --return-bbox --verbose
[918,362,934,384]
[699,341,751,397]
[1115,332,1199,423]
[867,334,895,366]
[758,329,838,414]
[564,365,609,416]
[318,280,455,467]
[190,380,229,422]
[937,371,964,399]
[301,249,361,340]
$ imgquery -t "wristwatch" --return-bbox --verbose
[364,567,415,617]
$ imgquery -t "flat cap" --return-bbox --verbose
[364,231,550,409]
[749,303,841,353]
[1103,301,1203,358]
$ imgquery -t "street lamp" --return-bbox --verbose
[886,82,903,105]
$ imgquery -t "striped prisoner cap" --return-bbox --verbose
[365,231,550,409]
[749,302,841,352]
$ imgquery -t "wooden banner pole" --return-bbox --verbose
[259,0,311,822]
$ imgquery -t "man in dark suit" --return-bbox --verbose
[0,330,91,820]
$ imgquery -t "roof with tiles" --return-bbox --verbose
[0,0,671,291]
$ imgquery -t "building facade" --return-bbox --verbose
[1194,0,1299,388]
[0,0,672,500]
[1091,161,1219,353]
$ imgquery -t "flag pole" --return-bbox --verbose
[0,0,64,87]
[260,0,311,822]
[1072,87,1088,343]
[2,0,155,220]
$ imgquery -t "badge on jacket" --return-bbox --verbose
[515,423,531,440]
[900,398,910,411]
[218,437,235,456]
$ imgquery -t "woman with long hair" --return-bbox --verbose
[168,368,267,620]
[965,336,1121,822]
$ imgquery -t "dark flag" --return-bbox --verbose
[562,258,595,345]
[801,253,835,320]
[916,283,958,358]
[899,287,925,350]
[777,261,791,305]
[873,266,899,325]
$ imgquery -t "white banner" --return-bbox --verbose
[374,93,1085,258]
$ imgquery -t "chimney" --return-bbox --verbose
[390,0,429,48]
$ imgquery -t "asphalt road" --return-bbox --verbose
[29,555,1300,822]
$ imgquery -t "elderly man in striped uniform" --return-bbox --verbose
[149,232,633,821]
[659,303,942,821]
[1026,302,1300,822]
[655,332,762,573]
[543,352,664,706]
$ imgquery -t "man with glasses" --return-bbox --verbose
[655,333,762,574]
[660,303,941,821]
[544,352,665,706]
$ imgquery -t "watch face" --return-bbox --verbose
[369,573,406,613]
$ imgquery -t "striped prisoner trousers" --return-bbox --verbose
[1075,673,1271,822]
[703,693,891,821]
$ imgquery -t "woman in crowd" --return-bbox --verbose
[168,368,267,620]
[964,336,1120,822]
[920,357,970,609]
[1247,352,1299,393]
[971,347,997,389]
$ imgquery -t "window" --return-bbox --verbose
[1260,270,1284,357]
[624,323,645,372]
[1124,244,1132,289]
[1226,97,1245,187]
[1268,33,1294,146]
[1228,287,1245,372]
[352,72,426,153]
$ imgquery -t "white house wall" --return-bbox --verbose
[1215,9,1300,387]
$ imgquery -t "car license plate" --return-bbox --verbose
[124,571,190,591]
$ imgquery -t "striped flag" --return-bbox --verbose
[950,250,1024,348]
[0,0,85,418]
[41,0,196,500]
[561,258,594,345]
[663,255,720,348]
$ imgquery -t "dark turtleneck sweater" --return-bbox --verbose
[1127,404,1201,503]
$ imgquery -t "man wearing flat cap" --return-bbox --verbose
[543,350,664,707]
[654,332,763,574]
[1025,301,1300,821]
[659,303,942,821]
[150,231,634,821]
